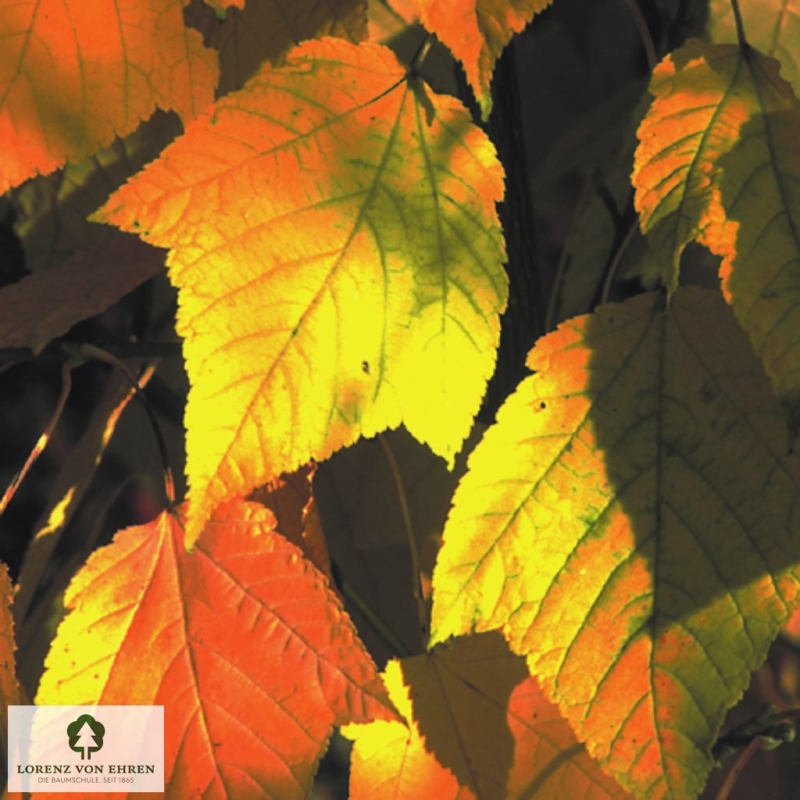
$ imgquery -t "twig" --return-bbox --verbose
[620,0,658,71]
[714,736,761,800]
[0,360,72,515]
[600,218,639,304]
[73,344,175,507]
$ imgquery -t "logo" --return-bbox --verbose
[66,714,105,760]
[7,705,164,792]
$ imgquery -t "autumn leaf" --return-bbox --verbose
[344,632,630,799]
[96,37,507,546]
[633,40,800,423]
[0,233,164,353]
[35,500,395,798]
[431,288,800,798]
[393,0,553,119]
[707,0,800,94]
[0,0,219,194]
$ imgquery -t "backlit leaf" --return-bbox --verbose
[344,632,630,799]
[0,0,218,194]
[431,288,800,798]
[36,500,395,798]
[97,37,507,546]
[633,40,800,422]
[707,0,800,95]
[406,0,554,119]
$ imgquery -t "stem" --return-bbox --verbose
[729,0,750,50]
[714,737,760,800]
[0,360,72,515]
[409,33,433,76]
[378,433,428,643]
[620,0,658,72]
[600,218,639,304]
[76,344,176,507]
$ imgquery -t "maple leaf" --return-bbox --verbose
[344,632,630,799]
[96,37,507,546]
[633,40,800,424]
[0,0,219,194]
[393,0,553,119]
[35,499,395,798]
[430,288,800,798]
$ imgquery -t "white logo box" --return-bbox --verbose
[8,705,164,793]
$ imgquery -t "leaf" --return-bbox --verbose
[406,0,554,119]
[344,632,630,799]
[314,425,483,659]
[36,499,395,798]
[249,463,333,580]
[0,0,218,194]
[0,233,164,353]
[97,37,507,546]
[430,287,800,798]
[633,40,800,423]
[186,0,367,96]
[707,0,800,95]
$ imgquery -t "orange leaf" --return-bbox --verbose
[633,41,800,420]
[409,0,554,118]
[431,288,800,798]
[0,0,217,194]
[96,38,507,546]
[0,233,164,353]
[344,632,630,799]
[35,500,394,799]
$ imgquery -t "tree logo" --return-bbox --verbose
[67,714,105,760]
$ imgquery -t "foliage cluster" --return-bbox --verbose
[2,0,800,798]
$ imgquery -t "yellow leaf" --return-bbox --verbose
[343,632,630,799]
[97,38,507,546]
[431,288,800,798]
[633,40,800,423]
